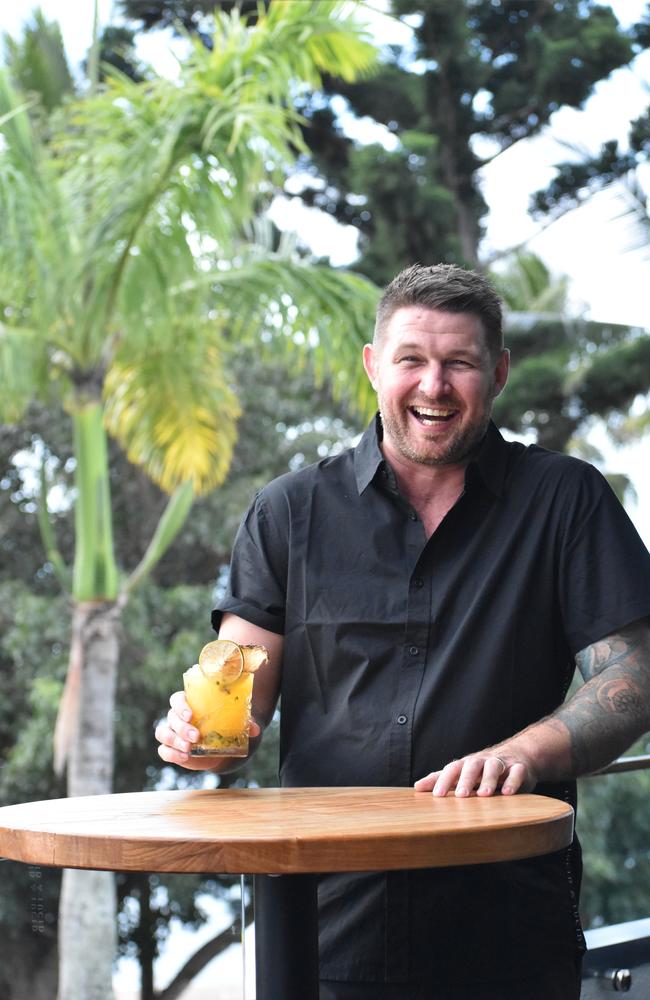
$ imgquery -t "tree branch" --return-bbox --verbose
[155,900,254,1000]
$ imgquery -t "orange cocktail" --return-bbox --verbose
[183,640,267,757]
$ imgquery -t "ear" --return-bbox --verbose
[492,348,510,398]
[363,343,378,390]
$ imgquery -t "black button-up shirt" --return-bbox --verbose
[214,417,650,985]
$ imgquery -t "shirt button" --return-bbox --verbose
[413,577,424,588]
[409,645,418,656]
[409,512,418,521]
[397,715,408,725]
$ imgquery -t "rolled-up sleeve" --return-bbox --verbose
[212,488,287,635]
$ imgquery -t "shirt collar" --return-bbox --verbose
[354,414,386,494]
[354,414,510,498]
[467,420,510,498]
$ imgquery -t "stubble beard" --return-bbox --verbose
[379,406,492,467]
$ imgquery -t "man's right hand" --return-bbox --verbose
[155,690,262,771]
[155,614,282,771]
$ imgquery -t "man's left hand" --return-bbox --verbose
[416,621,650,797]
[414,750,538,797]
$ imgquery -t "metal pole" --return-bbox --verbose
[254,873,319,1000]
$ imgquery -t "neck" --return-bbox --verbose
[381,442,467,533]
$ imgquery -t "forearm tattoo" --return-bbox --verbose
[558,619,650,775]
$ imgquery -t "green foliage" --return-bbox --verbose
[112,1,647,275]
[2,10,74,112]
[0,351,361,594]
[0,404,75,594]
[531,107,650,220]
[491,252,569,315]
[119,0,224,33]
[94,25,148,83]
[530,137,637,217]
[494,354,567,423]
[0,581,68,805]
[487,251,650,453]
[578,337,650,415]
[343,140,459,286]
[0,1,380,499]
[1,7,381,991]
[578,751,650,928]
[285,0,642,271]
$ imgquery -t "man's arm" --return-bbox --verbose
[414,618,650,797]
[155,612,283,773]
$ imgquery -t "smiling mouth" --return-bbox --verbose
[409,405,458,425]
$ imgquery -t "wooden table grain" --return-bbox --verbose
[0,786,573,874]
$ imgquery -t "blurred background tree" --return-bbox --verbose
[119,0,650,455]
[0,3,378,997]
[491,251,650,466]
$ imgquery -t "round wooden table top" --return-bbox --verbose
[0,787,573,875]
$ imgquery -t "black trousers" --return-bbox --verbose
[320,956,582,1000]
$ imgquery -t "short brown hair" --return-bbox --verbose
[375,264,504,358]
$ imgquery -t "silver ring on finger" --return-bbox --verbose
[493,756,507,771]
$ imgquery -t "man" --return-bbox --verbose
[157,264,650,999]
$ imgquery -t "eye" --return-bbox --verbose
[447,359,474,369]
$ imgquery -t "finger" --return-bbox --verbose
[432,760,465,797]
[157,741,189,766]
[454,757,488,797]
[165,710,200,747]
[156,743,218,770]
[414,771,442,792]
[476,756,508,797]
[155,720,196,755]
[170,690,192,721]
[501,762,530,795]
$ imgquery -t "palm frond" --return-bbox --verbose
[608,172,650,257]
[491,251,570,314]
[103,322,241,496]
[250,1,377,84]
[175,250,380,420]
[0,70,39,176]
[1,3,381,499]
[0,322,49,422]
[45,2,377,356]
[0,74,87,364]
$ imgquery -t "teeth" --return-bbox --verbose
[412,406,455,417]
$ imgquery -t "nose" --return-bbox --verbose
[418,362,449,398]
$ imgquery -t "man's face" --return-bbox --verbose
[363,306,509,468]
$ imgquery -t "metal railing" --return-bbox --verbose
[588,754,650,777]
[581,754,650,995]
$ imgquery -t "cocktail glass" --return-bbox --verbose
[183,640,266,757]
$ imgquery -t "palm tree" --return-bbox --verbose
[0,4,378,997]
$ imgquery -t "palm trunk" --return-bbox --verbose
[55,400,193,1000]
[57,599,121,1000]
